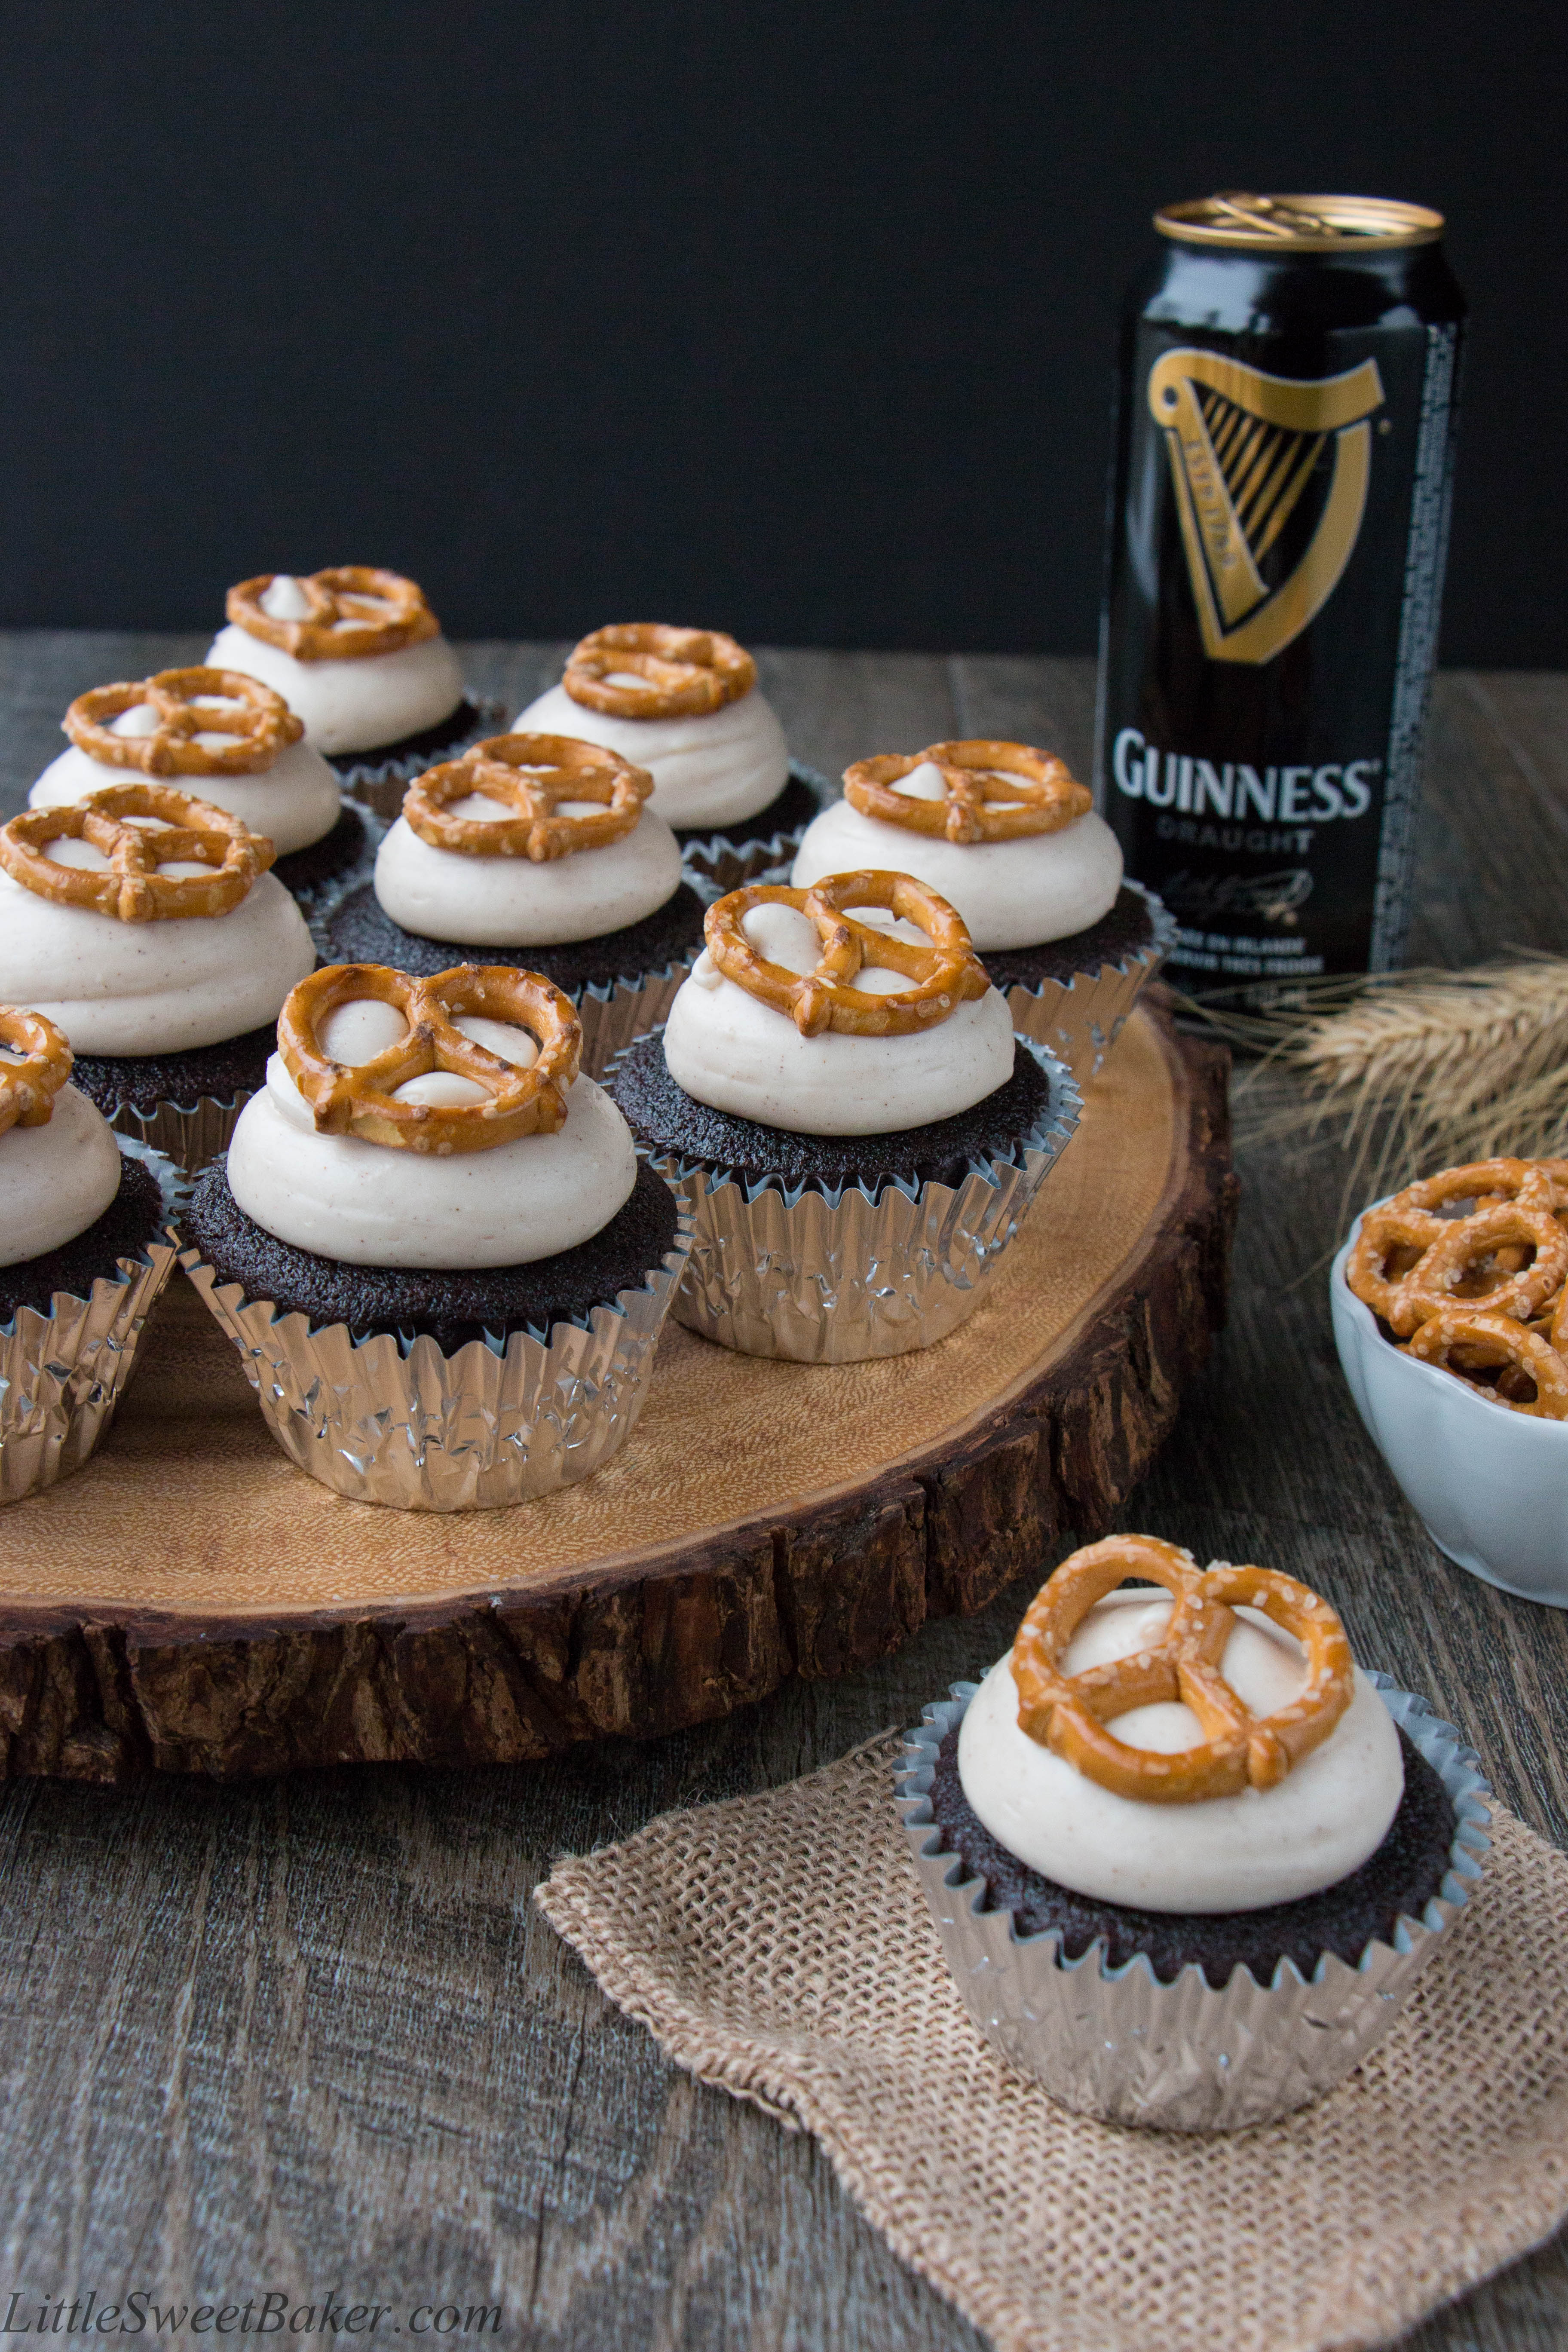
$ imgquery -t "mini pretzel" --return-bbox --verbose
[844,738,1092,844]
[62,668,303,778]
[402,735,653,862]
[1381,1200,1568,1337]
[1390,1160,1550,1217]
[563,625,756,720]
[279,963,582,1154]
[1011,1534,1355,1804]
[0,1007,72,1138]
[1404,1307,1568,1418]
[0,785,274,923]
[704,871,991,1038]
[226,567,439,662]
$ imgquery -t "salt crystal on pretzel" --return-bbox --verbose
[704,870,991,1038]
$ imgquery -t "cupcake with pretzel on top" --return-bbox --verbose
[0,1004,186,1502]
[792,740,1174,1084]
[0,783,315,1171]
[206,566,499,805]
[896,1534,1493,2131]
[607,868,1080,1360]
[319,732,708,1077]
[514,625,825,890]
[179,961,692,1511]
[27,666,368,915]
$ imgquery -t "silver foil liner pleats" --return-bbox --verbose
[677,759,831,894]
[894,1675,1492,2134]
[179,1201,695,1512]
[1006,880,1177,1090]
[576,959,698,1081]
[0,1138,187,1504]
[109,1092,254,1178]
[334,697,511,821]
[640,1039,1081,1363]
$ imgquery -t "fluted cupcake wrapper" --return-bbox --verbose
[677,760,832,894]
[894,1675,1493,2134]
[638,1039,1081,1362]
[0,1138,188,1504]
[178,1202,695,1512]
[576,957,699,1081]
[335,697,512,820]
[109,1091,255,1178]
[1005,881,1178,1089]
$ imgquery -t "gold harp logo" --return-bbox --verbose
[1148,348,1385,665]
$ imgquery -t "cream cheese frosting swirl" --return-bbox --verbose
[663,900,1015,1135]
[31,707,343,857]
[228,996,637,1268]
[372,799,683,947]
[0,1078,124,1265]
[208,574,466,755]
[957,1589,1405,1914]
[792,763,1124,950]
[516,678,789,830]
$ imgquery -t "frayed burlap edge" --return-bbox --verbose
[536,1732,1568,2352]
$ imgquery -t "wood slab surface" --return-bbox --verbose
[1,640,1566,2350]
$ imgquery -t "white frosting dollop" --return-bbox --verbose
[956,1590,1406,1914]
[205,619,466,756]
[515,678,789,830]
[0,863,316,1055]
[29,731,343,858]
[227,1026,638,1267]
[0,1080,124,1265]
[792,771,1123,950]
[372,801,683,946]
[662,900,1016,1135]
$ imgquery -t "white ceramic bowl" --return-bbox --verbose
[1332,1203,1568,1605]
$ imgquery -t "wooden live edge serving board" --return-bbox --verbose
[0,1004,1236,1782]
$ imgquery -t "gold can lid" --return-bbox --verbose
[1155,192,1444,252]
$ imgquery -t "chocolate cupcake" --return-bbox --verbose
[515,625,816,890]
[26,665,372,918]
[0,1005,185,1501]
[205,565,502,812]
[895,1534,1493,2133]
[793,740,1174,1084]
[608,870,1081,1360]
[179,961,692,1510]
[0,783,315,1173]
[319,733,707,1078]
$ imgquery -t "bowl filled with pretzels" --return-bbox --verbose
[1332,1156,1568,1605]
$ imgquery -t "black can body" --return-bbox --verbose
[1094,205,1465,988]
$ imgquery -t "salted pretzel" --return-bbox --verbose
[0,785,275,923]
[1404,1307,1568,1418]
[563,624,756,720]
[1011,1534,1355,1804]
[844,738,1092,845]
[279,963,581,1154]
[62,668,303,778]
[0,1007,72,1138]
[226,567,439,661]
[1355,1199,1568,1338]
[402,735,653,863]
[704,871,991,1038]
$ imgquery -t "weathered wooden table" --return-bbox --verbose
[1,637,1564,2351]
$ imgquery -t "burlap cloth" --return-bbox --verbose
[536,1730,1568,2352]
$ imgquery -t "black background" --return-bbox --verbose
[0,1,1559,662]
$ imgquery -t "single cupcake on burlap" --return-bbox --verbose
[896,1533,1493,2132]
[0,782,315,1171]
[515,624,825,890]
[28,665,371,916]
[206,566,502,809]
[320,732,708,1076]
[793,739,1173,1085]
[0,1004,185,1502]
[180,959,692,1511]
[608,868,1080,1361]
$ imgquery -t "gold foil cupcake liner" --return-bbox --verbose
[335,697,511,820]
[0,1139,187,1504]
[894,1675,1492,2134]
[641,1040,1081,1361]
[109,1090,254,1178]
[1005,880,1177,1089]
[677,759,830,894]
[179,1199,695,1512]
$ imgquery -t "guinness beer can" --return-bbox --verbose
[1094,193,1464,989]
